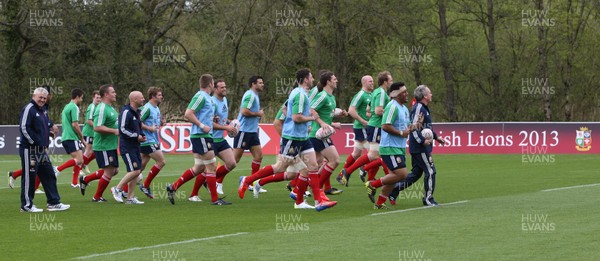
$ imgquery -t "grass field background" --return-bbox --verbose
[0,153,598,260]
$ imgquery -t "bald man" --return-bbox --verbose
[336,75,374,185]
[110,91,147,204]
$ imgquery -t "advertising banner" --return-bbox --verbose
[0,122,596,155]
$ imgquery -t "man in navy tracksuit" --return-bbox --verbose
[19,87,70,212]
[110,91,147,204]
[390,85,446,206]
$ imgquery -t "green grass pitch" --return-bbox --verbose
[0,153,598,260]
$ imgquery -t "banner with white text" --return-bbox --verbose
[0,122,596,155]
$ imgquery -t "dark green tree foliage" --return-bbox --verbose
[1,0,598,124]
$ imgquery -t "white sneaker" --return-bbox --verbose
[216,183,224,195]
[249,181,268,193]
[253,181,261,198]
[70,184,80,189]
[125,198,144,204]
[47,203,70,212]
[34,188,44,194]
[111,187,124,203]
[294,201,315,209]
[21,205,43,213]
[53,166,60,177]
[8,174,15,189]
[304,190,312,197]
[188,196,202,202]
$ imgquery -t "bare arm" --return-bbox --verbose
[71,121,85,141]
[382,124,409,138]
[375,106,384,116]
[273,119,283,136]
[348,106,368,127]
[241,108,264,117]
[141,122,157,132]
[94,125,119,135]
[292,113,317,123]
[184,109,210,133]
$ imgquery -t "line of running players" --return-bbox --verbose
[8,68,441,210]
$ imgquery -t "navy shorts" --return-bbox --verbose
[84,136,93,144]
[353,128,367,142]
[382,154,407,171]
[63,140,83,154]
[309,137,334,153]
[233,131,260,150]
[94,150,119,168]
[366,126,381,143]
[140,143,161,155]
[191,137,214,154]
[213,139,232,155]
[280,138,314,158]
[121,149,142,172]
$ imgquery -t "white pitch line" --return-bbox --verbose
[73,232,249,260]
[541,183,600,192]
[370,200,469,216]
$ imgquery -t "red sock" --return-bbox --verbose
[57,159,76,172]
[122,184,129,193]
[291,176,299,194]
[376,194,387,205]
[72,165,82,185]
[172,168,196,191]
[318,164,335,190]
[295,175,309,205]
[205,173,218,202]
[259,172,285,186]
[290,176,298,187]
[323,177,331,191]
[12,169,23,178]
[251,160,261,175]
[345,154,370,175]
[35,176,41,190]
[215,165,231,183]
[367,166,378,181]
[94,174,112,199]
[143,164,162,188]
[371,178,383,188]
[308,170,322,203]
[364,159,382,171]
[344,155,356,169]
[190,173,206,197]
[83,154,95,165]
[84,170,103,183]
[380,158,390,175]
[245,165,274,185]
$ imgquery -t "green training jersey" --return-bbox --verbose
[61,102,81,141]
[93,102,118,151]
[82,103,96,137]
[308,86,319,101]
[367,87,390,128]
[309,90,336,138]
[349,89,371,129]
[275,102,286,121]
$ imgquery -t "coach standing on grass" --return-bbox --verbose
[19,87,70,212]
[390,85,446,206]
